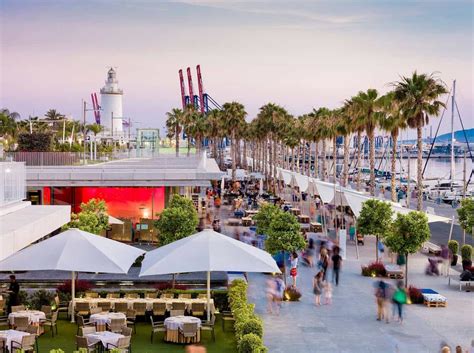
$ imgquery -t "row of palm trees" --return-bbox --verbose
[0,108,104,152]
[166,71,448,211]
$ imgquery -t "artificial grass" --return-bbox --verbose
[35,316,237,353]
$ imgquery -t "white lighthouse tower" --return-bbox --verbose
[100,68,123,135]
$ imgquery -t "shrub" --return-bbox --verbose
[57,280,93,294]
[29,290,55,310]
[284,286,302,301]
[408,286,424,304]
[236,317,263,339]
[361,262,386,277]
[238,333,267,353]
[461,244,473,260]
[448,240,459,256]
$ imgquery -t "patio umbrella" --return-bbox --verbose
[139,229,280,320]
[108,215,124,225]
[0,228,144,322]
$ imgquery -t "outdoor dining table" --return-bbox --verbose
[0,330,30,352]
[86,331,125,349]
[245,210,259,217]
[73,297,216,315]
[241,217,252,226]
[8,310,46,335]
[298,214,310,224]
[291,208,301,216]
[89,312,126,331]
[164,316,201,344]
[310,222,323,232]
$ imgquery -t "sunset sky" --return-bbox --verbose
[1,0,472,136]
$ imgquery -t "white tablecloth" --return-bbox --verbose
[0,330,29,352]
[8,310,46,325]
[73,298,215,314]
[164,316,201,330]
[86,331,124,348]
[89,312,126,325]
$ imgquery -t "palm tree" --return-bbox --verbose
[0,111,17,149]
[340,102,354,187]
[392,72,447,210]
[379,92,407,202]
[204,109,222,162]
[187,111,207,154]
[352,89,384,196]
[311,108,331,181]
[45,109,65,120]
[221,102,247,181]
[305,110,322,178]
[165,108,184,157]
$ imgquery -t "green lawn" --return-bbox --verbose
[35,316,237,353]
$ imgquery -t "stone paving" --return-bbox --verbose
[246,236,473,353]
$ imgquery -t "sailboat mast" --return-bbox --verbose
[450,80,456,184]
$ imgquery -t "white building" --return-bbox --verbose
[100,68,124,136]
[0,162,70,260]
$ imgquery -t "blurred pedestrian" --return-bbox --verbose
[440,245,450,276]
[374,280,388,322]
[266,278,277,314]
[304,238,316,267]
[323,281,332,305]
[313,271,323,306]
[392,280,407,323]
[331,246,342,286]
[290,252,299,288]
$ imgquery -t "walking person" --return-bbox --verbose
[331,246,342,286]
[374,280,388,322]
[392,280,407,323]
[313,271,323,306]
[319,247,329,281]
[440,245,450,276]
[289,252,299,288]
[6,275,20,314]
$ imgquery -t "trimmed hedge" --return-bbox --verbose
[229,279,267,353]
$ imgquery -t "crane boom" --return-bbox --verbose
[186,67,195,108]
[178,69,186,109]
[196,65,205,113]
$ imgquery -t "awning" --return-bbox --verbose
[0,202,71,261]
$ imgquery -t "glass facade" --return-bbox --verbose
[0,162,26,206]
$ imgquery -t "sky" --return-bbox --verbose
[0,0,472,137]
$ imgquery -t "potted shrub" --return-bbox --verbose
[448,240,459,266]
[461,244,473,270]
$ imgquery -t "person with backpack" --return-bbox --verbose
[392,280,407,323]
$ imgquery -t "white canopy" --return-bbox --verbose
[108,215,124,225]
[0,228,145,322]
[140,229,280,320]
[140,229,280,276]
[294,173,309,192]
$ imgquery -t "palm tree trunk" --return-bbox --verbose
[231,130,236,181]
[356,131,362,191]
[416,124,423,211]
[322,140,327,181]
[243,139,248,169]
[343,134,349,186]
[369,130,376,196]
[268,136,273,188]
[314,141,319,178]
[213,138,217,160]
[291,147,295,171]
[333,138,337,184]
[175,126,180,157]
[306,141,311,177]
[390,131,398,202]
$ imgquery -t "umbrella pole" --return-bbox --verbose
[206,271,211,322]
[71,271,76,323]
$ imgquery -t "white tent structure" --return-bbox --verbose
[0,228,144,322]
[108,215,124,225]
[140,229,280,320]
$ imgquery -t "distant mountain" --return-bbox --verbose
[436,128,474,143]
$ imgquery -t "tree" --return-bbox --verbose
[63,198,109,235]
[154,195,198,246]
[265,210,306,285]
[352,89,384,195]
[221,102,247,181]
[392,72,447,210]
[384,211,430,286]
[357,199,394,261]
[457,198,474,243]
[45,109,65,120]
[17,132,53,151]
[253,203,281,236]
[165,108,184,157]
[86,123,103,137]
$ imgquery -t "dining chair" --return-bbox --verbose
[76,315,96,335]
[160,293,174,299]
[145,292,157,299]
[24,326,39,352]
[0,337,6,353]
[178,293,192,299]
[179,322,198,342]
[80,326,97,336]
[126,309,137,333]
[106,335,131,353]
[121,326,133,337]
[41,310,59,336]
[114,302,128,314]
[201,314,216,342]
[132,302,146,316]
[106,293,120,299]
[54,295,69,319]
[171,302,186,311]
[76,335,98,353]
[76,302,91,317]
[13,316,29,332]
[191,303,205,317]
[41,305,52,319]
[107,318,126,333]
[10,334,36,353]
[125,293,139,299]
[152,302,166,317]
[11,305,25,313]
[85,292,99,299]
[89,307,102,315]
[97,301,112,312]
[149,316,166,343]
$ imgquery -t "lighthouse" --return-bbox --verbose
[100,67,123,135]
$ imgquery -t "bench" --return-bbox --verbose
[422,242,441,255]
[448,275,473,292]
[385,264,404,279]
[421,289,447,307]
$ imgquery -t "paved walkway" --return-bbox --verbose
[246,236,473,353]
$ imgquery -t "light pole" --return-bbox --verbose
[82,99,102,164]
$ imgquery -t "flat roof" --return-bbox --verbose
[26,154,224,187]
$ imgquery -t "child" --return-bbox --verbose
[324,281,332,305]
[312,271,323,306]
